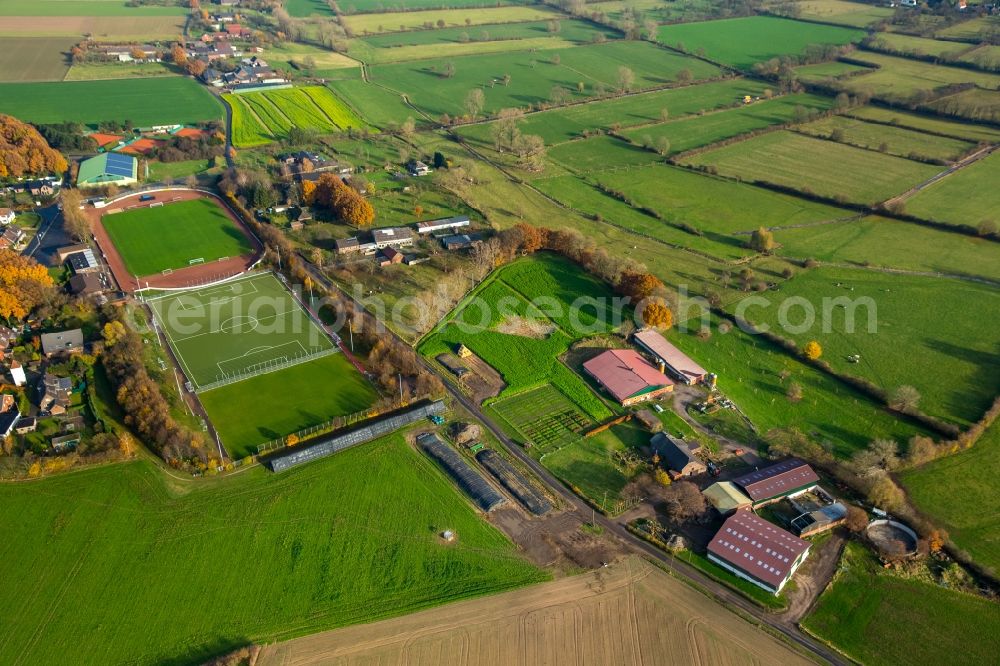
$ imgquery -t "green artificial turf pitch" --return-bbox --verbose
[147,272,336,390]
[102,197,253,277]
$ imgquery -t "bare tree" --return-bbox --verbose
[890,385,921,412]
[464,88,485,119]
[616,66,635,93]
[490,107,523,153]
[660,481,706,525]
[60,188,89,242]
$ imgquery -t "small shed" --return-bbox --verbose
[456,344,472,358]
[703,481,753,515]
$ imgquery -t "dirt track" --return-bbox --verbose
[257,557,813,666]
[86,189,262,292]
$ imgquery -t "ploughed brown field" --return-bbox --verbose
[258,557,812,666]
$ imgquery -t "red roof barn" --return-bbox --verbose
[733,458,820,507]
[582,349,673,406]
[707,510,810,594]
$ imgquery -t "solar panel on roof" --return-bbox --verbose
[104,153,135,177]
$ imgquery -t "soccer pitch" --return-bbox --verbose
[147,272,336,390]
[102,197,254,277]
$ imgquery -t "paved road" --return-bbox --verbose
[298,256,846,665]
[22,204,71,267]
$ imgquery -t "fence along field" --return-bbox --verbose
[226,86,368,146]
[147,272,336,390]
[0,438,546,665]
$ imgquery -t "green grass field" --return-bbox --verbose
[103,198,253,277]
[837,52,1000,99]
[421,254,619,422]
[774,215,1000,282]
[781,0,893,27]
[935,15,1000,40]
[869,32,975,59]
[793,60,874,83]
[681,130,943,205]
[284,0,335,18]
[796,115,976,162]
[367,41,721,118]
[845,106,1000,143]
[727,267,1000,426]
[200,353,378,458]
[147,273,335,390]
[670,315,925,457]
[0,77,221,126]
[327,79,415,127]
[595,164,851,235]
[226,86,369,146]
[621,93,834,154]
[926,87,1000,124]
[0,0,187,15]
[905,150,1000,230]
[803,542,1000,665]
[657,16,863,69]
[343,6,559,34]
[546,135,661,173]
[0,439,545,665]
[902,420,1000,574]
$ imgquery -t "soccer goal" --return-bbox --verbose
[189,257,205,265]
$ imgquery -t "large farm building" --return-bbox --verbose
[77,153,138,188]
[707,510,811,595]
[583,349,674,406]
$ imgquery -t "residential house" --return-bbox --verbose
[38,374,73,415]
[0,398,19,439]
[415,215,470,234]
[65,249,100,274]
[408,160,431,177]
[732,459,820,508]
[26,180,56,196]
[68,273,106,296]
[0,208,15,225]
[201,67,225,86]
[9,360,26,387]
[632,328,708,385]
[649,432,706,477]
[582,348,674,406]
[225,23,251,39]
[378,247,404,265]
[14,416,36,435]
[707,510,810,595]
[40,329,84,357]
[334,237,360,254]
[56,244,90,262]
[0,226,24,250]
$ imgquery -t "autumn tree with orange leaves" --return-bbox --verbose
[311,173,375,227]
[0,114,67,179]
[643,300,673,329]
[0,250,55,320]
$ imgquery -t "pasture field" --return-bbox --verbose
[64,61,174,80]
[803,542,1000,666]
[259,557,812,666]
[793,60,873,81]
[963,44,1000,71]
[726,267,1000,426]
[935,15,1000,40]
[837,52,1000,98]
[264,43,359,77]
[421,254,619,421]
[0,77,221,126]
[335,0,533,11]
[459,79,772,146]
[0,15,184,40]
[546,135,661,173]
[226,86,369,146]
[621,93,834,155]
[368,41,721,118]
[587,0,717,23]
[147,273,333,390]
[359,18,615,48]
[656,16,863,69]
[0,439,544,666]
[594,164,851,235]
[284,0,335,17]
[868,32,975,59]
[926,87,1000,124]
[0,0,187,15]
[102,198,253,277]
[845,105,1000,143]
[354,36,581,64]
[796,115,976,162]
[670,314,925,457]
[530,174,755,260]
[681,130,943,205]
[327,79,416,127]
[905,149,1000,230]
[774,215,1000,282]
[775,0,892,27]
[0,36,74,82]
[343,6,560,35]
[146,158,218,183]
[902,420,1000,574]
[199,353,378,458]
